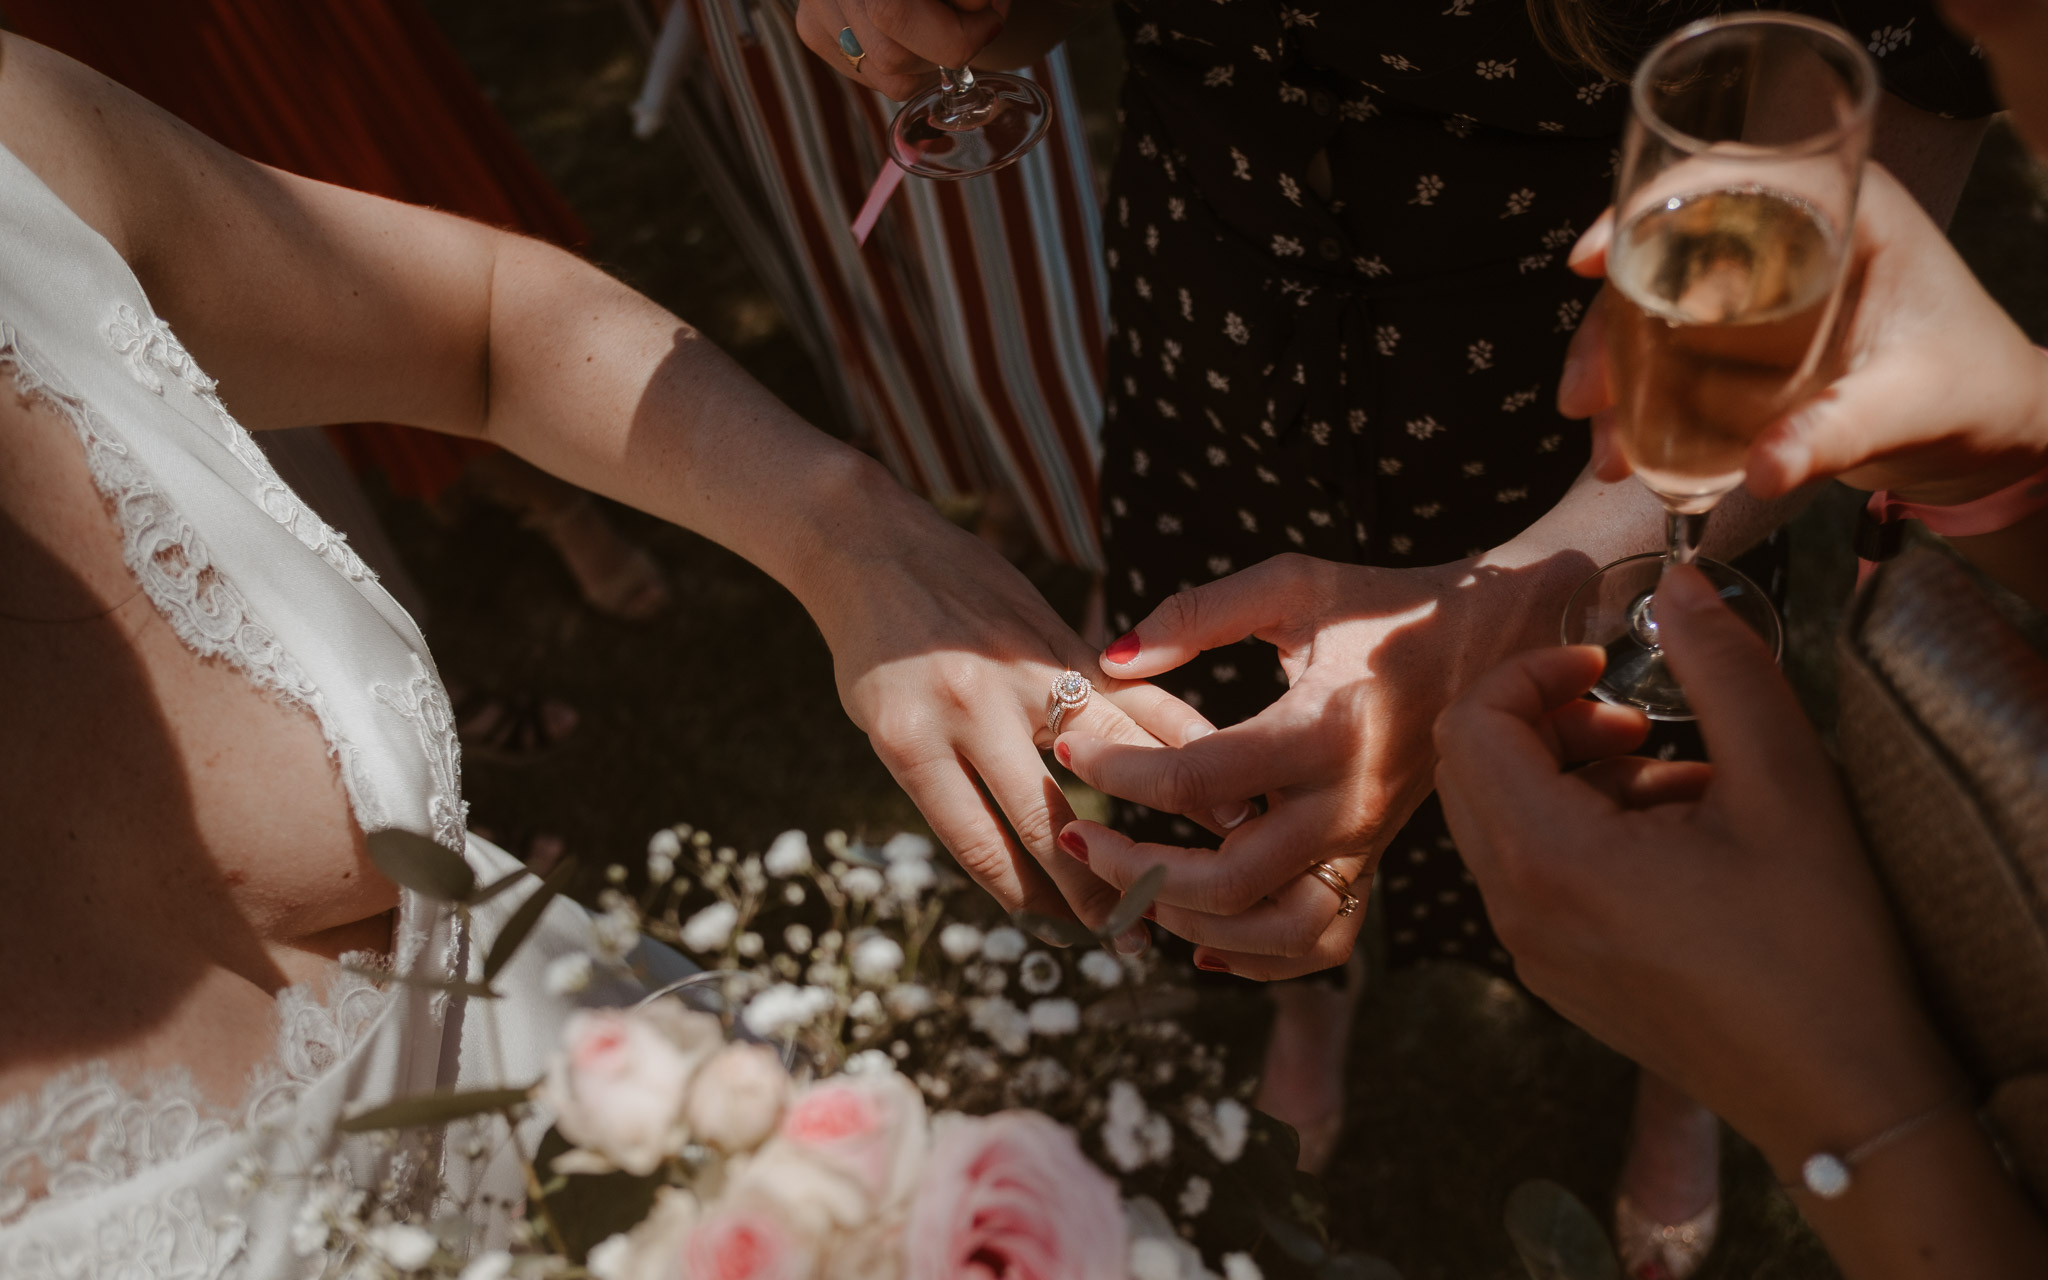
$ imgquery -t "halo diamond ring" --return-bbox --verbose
[1047,670,1092,736]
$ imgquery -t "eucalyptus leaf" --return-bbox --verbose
[1320,1254,1404,1280]
[1100,864,1167,938]
[469,865,533,909]
[337,1084,534,1133]
[1013,911,1098,950]
[537,1127,665,1262]
[367,828,477,902]
[483,856,579,982]
[1502,1179,1623,1280]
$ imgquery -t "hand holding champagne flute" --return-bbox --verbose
[1563,13,1879,719]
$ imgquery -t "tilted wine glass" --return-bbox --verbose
[888,62,1053,180]
[1562,13,1879,719]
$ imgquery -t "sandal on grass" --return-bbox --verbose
[524,495,672,621]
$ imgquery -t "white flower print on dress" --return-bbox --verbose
[1501,188,1535,217]
[1496,487,1531,503]
[1444,0,1474,13]
[1869,19,1914,55]
[1223,313,1251,345]
[1272,234,1305,257]
[1356,255,1391,278]
[1204,65,1235,88]
[1537,121,1565,132]
[1555,298,1586,332]
[1462,460,1486,477]
[1206,370,1230,392]
[1230,148,1253,181]
[1575,80,1618,104]
[1381,53,1418,71]
[1518,254,1554,274]
[1466,340,1495,372]
[1501,386,1540,413]
[1375,324,1401,355]
[1410,174,1445,205]
[1168,197,1188,222]
[1476,58,1516,80]
[1340,95,1378,121]
[1406,416,1443,440]
[1279,7,1318,29]
[1542,222,1580,250]
[1537,434,1563,453]
[1278,173,1302,206]
[1444,113,1478,138]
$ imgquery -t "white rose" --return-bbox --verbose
[937,924,984,962]
[679,901,739,953]
[880,832,934,863]
[537,1004,721,1175]
[980,927,1028,963]
[764,830,812,877]
[737,1072,929,1233]
[1027,998,1080,1037]
[850,935,905,984]
[544,952,594,995]
[685,1042,789,1153]
[366,1223,437,1271]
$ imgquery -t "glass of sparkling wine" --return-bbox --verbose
[1562,13,1878,719]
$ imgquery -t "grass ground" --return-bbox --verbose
[401,3,2048,1274]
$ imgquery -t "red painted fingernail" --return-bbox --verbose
[1195,955,1231,974]
[1054,740,1072,767]
[1058,829,1089,863]
[1103,631,1141,665]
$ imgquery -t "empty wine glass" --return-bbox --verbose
[1562,13,1879,719]
[887,62,1052,180]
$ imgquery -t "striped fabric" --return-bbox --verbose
[633,0,1108,568]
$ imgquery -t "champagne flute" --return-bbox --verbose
[1562,13,1879,719]
[888,62,1053,180]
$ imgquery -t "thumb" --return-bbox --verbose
[1651,565,1831,798]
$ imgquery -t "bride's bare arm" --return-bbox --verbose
[0,35,1206,939]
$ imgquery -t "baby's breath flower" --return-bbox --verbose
[968,996,1031,1055]
[782,882,806,906]
[1223,1253,1263,1280]
[1027,998,1080,1036]
[843,1048,894,1075]
[763,830,812,877]
[849,990,884,1022]
[1079,950,1125,989]
[1014,1057,1072,1099]
[222,1156,265,1199]
[850,935,905,984]
[543,952,594,995]
[981,927,1028,964]
[937,923,985,962]
[1178,1175,1212,1218]
[680,901,739,953]
[884,983,934,1020]
[881,832,935,863]
[366,1223,437,1270]
[839,866,885,901]
[735,931,764,958]
[741,983,834,1038]
[459,1251,515,1280]
[1018,952,1062,995]
[783,923,813,955]
[822,830,850,858]
[592,907,640,963]
[716,846,738,865]
[606,864,630,885]
[737,858,767,894]
[885,857,936,898]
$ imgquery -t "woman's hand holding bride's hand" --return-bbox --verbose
[1559,164,2048,507]
[794,0,1005,101]
[1048,551,1570,981]
[797,473,1213,946]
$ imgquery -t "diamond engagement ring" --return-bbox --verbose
[1047,670,1092,736]
[1308,861,1360,918]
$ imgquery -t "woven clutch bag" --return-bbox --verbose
[1836,543,2048,1200]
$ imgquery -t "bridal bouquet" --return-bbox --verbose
[327,825,1381,1280]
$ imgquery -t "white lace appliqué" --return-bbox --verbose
[104,304,377,587]
[373,655,470,853]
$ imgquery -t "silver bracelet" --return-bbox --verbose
[1792,1089,1973,1200]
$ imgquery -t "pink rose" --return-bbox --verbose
[538,1003,722,1175]
[733,1073,927,1234]
[686,1043,790,1154]
[906,1112,1127,1280]
[683,1204,817,1280]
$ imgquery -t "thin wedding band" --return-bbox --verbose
[836,26,866,72]
[1308,860,1360,918]
[1048,670,1092,736]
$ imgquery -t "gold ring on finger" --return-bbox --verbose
[1308,860,1361,918]
[1048,670,1092,735]
[837,26,866,72]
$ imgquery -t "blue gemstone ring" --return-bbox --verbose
[836,27,866,73]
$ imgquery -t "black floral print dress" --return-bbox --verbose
[1096,0,1994,972]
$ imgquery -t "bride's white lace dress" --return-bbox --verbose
[0,141,675,1278]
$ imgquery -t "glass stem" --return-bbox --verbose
[1665,508,1711,568]
[932,65,995,130]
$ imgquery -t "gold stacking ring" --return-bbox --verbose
[1308,861,1360,918]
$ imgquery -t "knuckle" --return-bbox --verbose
[1202,860,1268,917]
[1008,805,1057,857]
[1156,752,1214,815]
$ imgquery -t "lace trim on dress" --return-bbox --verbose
[0,323,387,834]
[102,304,378,587]
[0,966,390,1228]
[373,655,471,853]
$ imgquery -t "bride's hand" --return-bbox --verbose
[797,474,1214,945]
